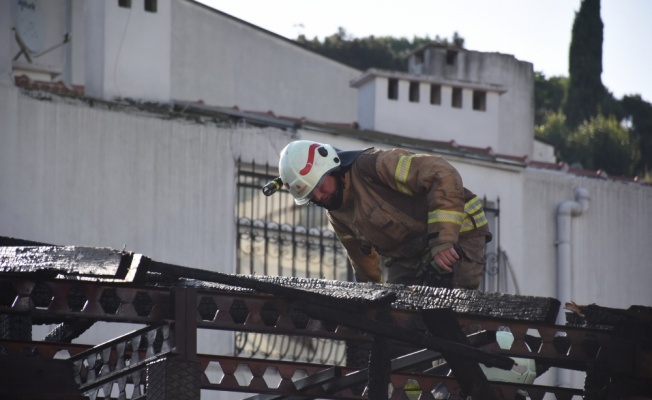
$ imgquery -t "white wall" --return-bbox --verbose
[85,0,172,102]
[367,77,502,148]
[533,139,556,163]
[0,1,12,86]
[170,0,360,124]
[521,169,652,309]
[356,78,376,130]
[450,160,527,292]
[408,47,534,157]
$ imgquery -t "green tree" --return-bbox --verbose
[568,115,640,176]
[296,28,464,72]
[621,95,652,178]
[535,111,572,161]
[536,113,640,176]
[534,72,568,126]
[563,0,606,128]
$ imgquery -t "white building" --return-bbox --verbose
[8,0,360,123]
[351,45,553,162]
[2,0,651,394]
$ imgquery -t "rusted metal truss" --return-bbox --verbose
[0,239,651,400]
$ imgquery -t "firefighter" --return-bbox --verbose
[274,140,538,388]
[277,140,492,289]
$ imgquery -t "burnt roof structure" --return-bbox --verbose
[0,236,650,400]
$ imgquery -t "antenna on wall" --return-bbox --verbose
[12,0,71,63]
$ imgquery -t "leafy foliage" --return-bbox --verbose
[621,95,652,176]
[296,28,464,71]
[535,111,572,161]
[568,115,640,176]
[537,112,640,177]
[534,72,567,126]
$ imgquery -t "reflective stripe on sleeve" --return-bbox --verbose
[461,212,488,232]
[394,155,414,196]
[464,196,483,214]
[429,196,488,231]
[428,209,464,225]
[461,196,488,232]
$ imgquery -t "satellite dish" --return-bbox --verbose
[13,0,46,54]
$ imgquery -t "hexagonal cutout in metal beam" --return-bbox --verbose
[67,284,88,312]
[234,364,253,387]
[197,296,218,322]
[229,299,249,325]
[99,288,122,315]
[290,307,310,330]
[0,281,18,308]
[525,328,543,353]
[262,366,282,389]
[553,331,572,356]
[132,291,154,317]
[260,301,280,327]
[205,361,224,384]
[31,282,54,310]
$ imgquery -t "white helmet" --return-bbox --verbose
[279,140,342,205]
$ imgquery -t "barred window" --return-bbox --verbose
[236,159,352,282]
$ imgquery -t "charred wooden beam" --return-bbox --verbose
[0,245,134,280]
[367,305,392,400]
[175,273,561,324]
[398,285,561,323]
[148,261,384,314]
[1,242,561,325]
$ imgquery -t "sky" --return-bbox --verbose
[198,0,652,103]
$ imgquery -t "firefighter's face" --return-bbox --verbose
[310,174,337,207]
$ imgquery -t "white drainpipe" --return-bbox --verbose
[555,186,590,387]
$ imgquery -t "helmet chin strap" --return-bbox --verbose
[311,172,345,211]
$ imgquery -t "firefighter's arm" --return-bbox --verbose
[374,149,465,261]
[328,215,382,283]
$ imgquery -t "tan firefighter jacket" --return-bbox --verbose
[327,148,491,283]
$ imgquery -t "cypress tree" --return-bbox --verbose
[564,0,605,128]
